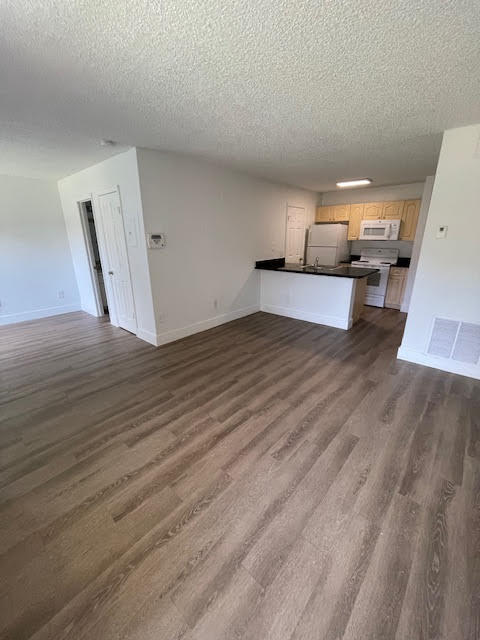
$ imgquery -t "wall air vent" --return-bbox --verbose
[427,317,480,365]
[452,322,480,364]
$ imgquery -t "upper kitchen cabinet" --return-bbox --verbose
[348,203,364,240]
[316,206,332,222]
[316,204,351,222]
[332,204,351,222]
[363,202,383,219]
[382,201,404,220]
[400,199,421,241]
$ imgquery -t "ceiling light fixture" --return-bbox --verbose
[336,178,372,188]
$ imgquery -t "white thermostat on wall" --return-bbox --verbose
[436,225,448,239]
[147,233,166,249]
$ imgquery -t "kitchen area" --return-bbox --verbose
[256,195,422,330]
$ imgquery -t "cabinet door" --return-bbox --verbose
[332,204,351,222]
[400,199,421,240]
[348,203,364,240]
[382,201,404,220]
[385,268,408,309]
[363,202,383,219]
[315,206,332,222]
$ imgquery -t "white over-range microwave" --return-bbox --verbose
[359,219,401,241]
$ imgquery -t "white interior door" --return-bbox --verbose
[285,206,306,264]
[97,189,137,334]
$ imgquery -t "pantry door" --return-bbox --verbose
[96,188,137,334]
[285,206,306,264]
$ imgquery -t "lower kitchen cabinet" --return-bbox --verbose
[385,267,408,309]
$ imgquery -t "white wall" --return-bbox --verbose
[320,182,425,205]
[0,174,80,325]
[398,124,480,379]
[58,149,157,343]
[401,176,435,312]
[135,148,317,344]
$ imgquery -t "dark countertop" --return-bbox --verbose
[255,258,379,279]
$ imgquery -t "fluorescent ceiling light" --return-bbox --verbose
[336,178,372,188]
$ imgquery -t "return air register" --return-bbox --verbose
[427,318,480,364]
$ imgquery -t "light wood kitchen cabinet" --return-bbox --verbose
[363,202,384,219]
[316,198,421,242]
[315,206,332,222]
[400,199,421,241]
[385,267,408,309]
[382,201,405,220]
[316,205,351,223]
[364,200,404,220]
[332,204,351,221]
[348,203,364,240]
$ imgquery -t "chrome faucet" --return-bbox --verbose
[314,257,320,269]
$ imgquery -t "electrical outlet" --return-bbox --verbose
[147,233,166,249]
[58,290,65,299]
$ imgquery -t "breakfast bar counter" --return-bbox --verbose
[255,258,378,329]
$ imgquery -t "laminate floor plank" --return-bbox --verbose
[0,309,478,640]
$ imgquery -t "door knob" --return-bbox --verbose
[108,270,114,275]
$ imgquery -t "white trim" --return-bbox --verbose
[397,345,480,380]
[260,303,350,330]
[0,304,82,326]
[152,305,260,347]
[135,327,159,346]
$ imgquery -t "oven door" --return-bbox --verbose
[364,267,390,306]
[366,268,388,293]
[359,221,391,240]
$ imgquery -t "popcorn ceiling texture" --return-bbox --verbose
[1,0,479,189]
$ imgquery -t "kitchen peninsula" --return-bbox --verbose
[256,258,378,330]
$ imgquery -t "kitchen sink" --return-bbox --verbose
[302,265,344,272]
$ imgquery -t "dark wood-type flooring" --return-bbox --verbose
[0,309,479,640]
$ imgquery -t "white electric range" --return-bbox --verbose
[351,248,399,307]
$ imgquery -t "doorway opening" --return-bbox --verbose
[79,199,109,316]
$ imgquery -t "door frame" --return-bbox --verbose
[284,204,307,264]
[78,195,106,318]
[94,185,137,332]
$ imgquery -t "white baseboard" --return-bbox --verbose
[260,303,350,330]
[397,345,480,380]
[153,304,260,347]
[0,303,82,326]
[82,305,103,317]
[136,327,159,346]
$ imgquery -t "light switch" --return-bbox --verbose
[436,225,448,239]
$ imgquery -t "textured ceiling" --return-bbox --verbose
[1,0,480,190]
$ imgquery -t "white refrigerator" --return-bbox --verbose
[306,224,349,266]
